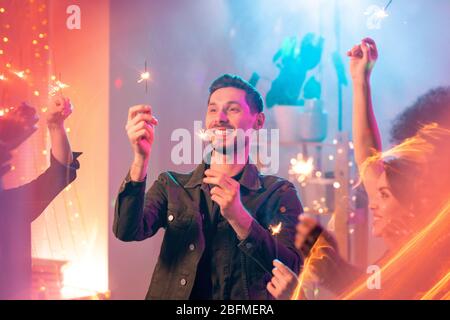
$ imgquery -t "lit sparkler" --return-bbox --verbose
[13,70,26,79]
[269,222,283,260]
[49,80,70,97]
[289,153,314,183]
[138,60,150,93]
[364,0,393,30]
[270,222,283,236]
[196,128,212,142]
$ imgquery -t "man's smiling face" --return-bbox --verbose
[205,87,262,154]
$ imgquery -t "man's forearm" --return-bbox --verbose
[227,207,254,240]
[48,124,73,166]
[130,155,149,182]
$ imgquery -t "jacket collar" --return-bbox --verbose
[185,157,262,191]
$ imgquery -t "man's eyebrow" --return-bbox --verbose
[208,102,217,106]
[225,101,242,106]
[378,187,391,192]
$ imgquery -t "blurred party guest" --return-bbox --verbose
[269,38,450,300]
[0,97,81,300]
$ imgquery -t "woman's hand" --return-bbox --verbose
[347,37,378,83]
[295,214,319,253]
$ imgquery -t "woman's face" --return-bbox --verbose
[369,172,409,237]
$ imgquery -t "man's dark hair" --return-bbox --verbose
[208,74,264,114]
[390,87,450,144]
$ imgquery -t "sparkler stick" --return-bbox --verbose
[269,222,283,260]
[138,60,150,94]
[384,0,393,11]
[364,0,393,30]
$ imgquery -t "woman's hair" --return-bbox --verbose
[390,86,450,145]
[360,123,450,223]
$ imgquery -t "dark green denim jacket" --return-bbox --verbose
[113,162,303,300]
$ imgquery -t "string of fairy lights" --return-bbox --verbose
[0,1,88,265]
[287,138,360,235]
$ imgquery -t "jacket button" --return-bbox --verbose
[189,244,195,251]
[245,242,253,249]
[168,215,174,222]
[279,206,287,213]
[180,278,187,286]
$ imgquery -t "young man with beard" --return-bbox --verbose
[114,74,303,300]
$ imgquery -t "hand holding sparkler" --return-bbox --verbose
[203,169,253,240]
[347,37,378,82]
[126,104,158,181]
[295,215,318,250]
[295,214,339,257]
[203,169,243,219]
[45,96,75,166]
[267,259,299,300]
[46,96,73,129]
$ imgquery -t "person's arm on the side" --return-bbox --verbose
[349,38,383,191]
[1,96,80,222]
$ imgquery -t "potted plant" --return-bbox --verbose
[266,33,327,143]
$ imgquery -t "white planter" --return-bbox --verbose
[272,100,328,143]
[272,105,303,143]
[298,99,328,142]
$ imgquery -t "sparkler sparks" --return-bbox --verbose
[364,0,393,30]
[269,222,283,236]
[196,128,213,141]
[138,71,150,83]
[289,154,314,183]
[13,70,26,79]
[138,60,151,93]
[49,80,70,97]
